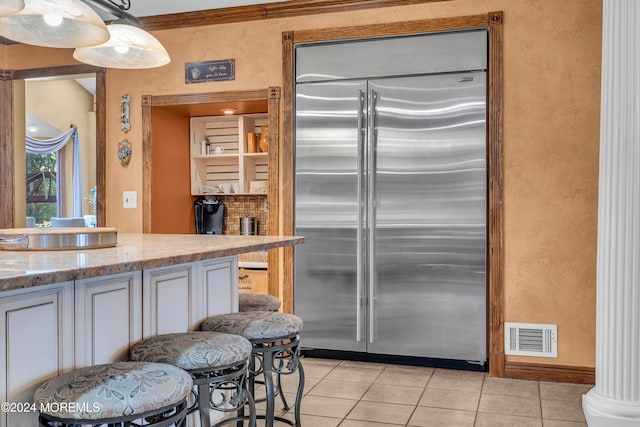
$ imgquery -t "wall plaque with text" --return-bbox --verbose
[185,59,235,83]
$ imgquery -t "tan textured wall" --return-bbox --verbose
[150,107,192,234]
[3,0,602,368]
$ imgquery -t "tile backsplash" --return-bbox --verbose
[221,195,268,236]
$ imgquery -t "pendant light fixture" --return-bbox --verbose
[0,0,170,69]
[73,20,170,69]
[0,0,24,17]
[0,0,109,48]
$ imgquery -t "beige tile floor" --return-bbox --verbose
[253,357,591,427]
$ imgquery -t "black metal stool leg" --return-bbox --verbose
[262,349,276,427]
[294,361,304,427]
[198,382,211,427]
[276,358,291,411]
[236,357,256,427]
[245,386,257,427]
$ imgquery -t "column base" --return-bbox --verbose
[583,389,640,426]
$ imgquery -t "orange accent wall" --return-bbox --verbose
[150,107,193,234]
[2,0,603,369]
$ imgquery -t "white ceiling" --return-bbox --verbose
[25,114,62,138]
[106,0,286,18]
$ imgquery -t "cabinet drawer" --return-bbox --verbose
[238,268,268,294]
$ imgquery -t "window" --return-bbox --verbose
[25,150,61,226]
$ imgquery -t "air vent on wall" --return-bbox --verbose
[505,322,557,358]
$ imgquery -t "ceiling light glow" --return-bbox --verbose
[114,45,130,54]
[43,13,63,26]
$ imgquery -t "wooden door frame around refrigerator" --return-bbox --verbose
[281,12,504,377]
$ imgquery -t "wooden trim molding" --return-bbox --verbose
[144,90,270,107]
[267,87,281,300]
[487,10,505,378]
[0,77,15,229]
[291,14,490,43]
[141,95,153,233]
[505,361,595,385]
[282,31,295,314]
[95,71,107,227]
[282,12,505,372]
[11,64,103,80]
[140,0,453,32]
[0,65,106,229]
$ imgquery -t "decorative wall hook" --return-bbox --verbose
[120,94,131,133]
[118,139,132,167]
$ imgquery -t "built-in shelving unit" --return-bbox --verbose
[190,113,268,196]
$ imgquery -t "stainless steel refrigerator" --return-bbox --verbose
[294,30,488,363]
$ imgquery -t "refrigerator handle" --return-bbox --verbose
[368,88,377,344]
[356,89,365,343]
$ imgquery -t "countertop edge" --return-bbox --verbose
[0,235,303,293]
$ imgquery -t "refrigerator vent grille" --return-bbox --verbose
[505,322,557,358]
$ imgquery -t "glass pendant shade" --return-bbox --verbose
[73,23,170,69]
[0,0,25,17]
[0,0,109,48]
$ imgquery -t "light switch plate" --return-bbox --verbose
[123,191,137,209]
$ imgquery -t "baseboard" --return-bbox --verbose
[504,361,595,384]
[301,349,488,372]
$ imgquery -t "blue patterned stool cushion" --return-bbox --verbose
[239,293,282,312]
[130,332,252,370]
[34,362,192,420]
[200,311,303,340]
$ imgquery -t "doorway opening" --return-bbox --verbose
[141,87,282,299]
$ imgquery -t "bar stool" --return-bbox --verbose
[200,311,304,427]
[238,293,281,312]
[34,361,192,426]
[130,331,256,427]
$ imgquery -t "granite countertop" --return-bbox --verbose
[0,233,303,292]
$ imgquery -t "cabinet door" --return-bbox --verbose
[143,263,198,336]
[201,257,238,316]
[75,271,142,367]
[0,282,73,427]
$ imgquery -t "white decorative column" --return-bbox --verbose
[582,1,640,426]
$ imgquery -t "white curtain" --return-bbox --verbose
[26,126,83,217]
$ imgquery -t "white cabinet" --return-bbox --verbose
[0,282,74,427]
[190,114,268,196]
[201,256,238,316]
[143,263,199,336]
[0,257,237,427]
[74,271,142,367]
[143,258,238,336]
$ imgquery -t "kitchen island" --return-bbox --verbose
[0,233,302,427]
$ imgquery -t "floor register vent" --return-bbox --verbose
[505,322,557,358]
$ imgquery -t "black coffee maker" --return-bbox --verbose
[194,197,224,234]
